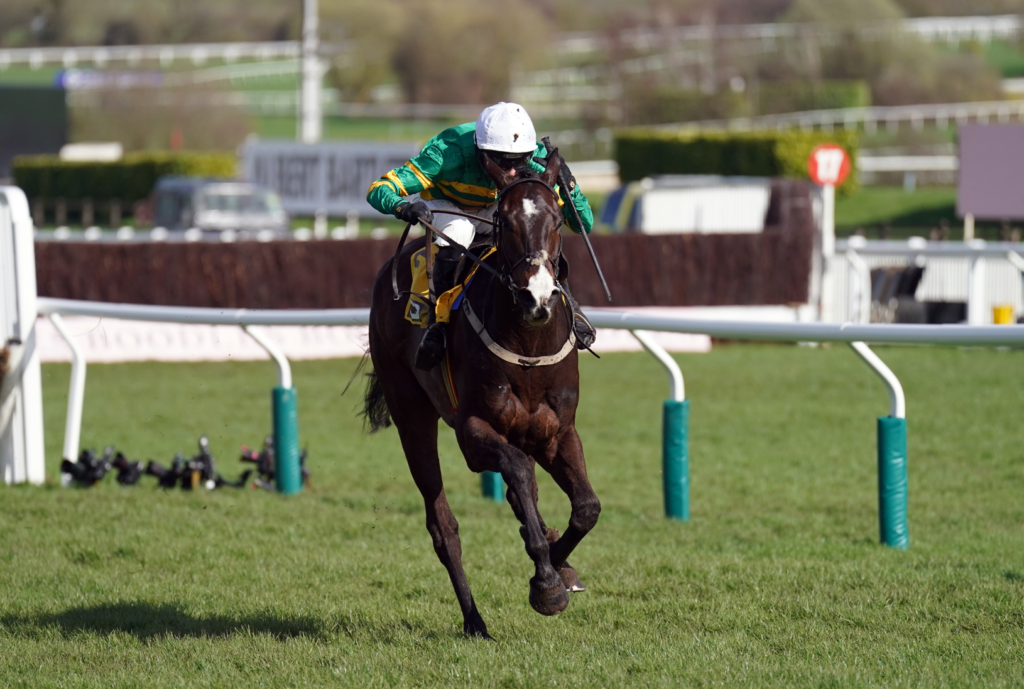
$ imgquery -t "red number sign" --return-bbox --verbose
[807,144,851,186]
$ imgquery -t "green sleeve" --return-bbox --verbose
[560,182,594,235]
[527,143,593,234]
[366,139,448,217]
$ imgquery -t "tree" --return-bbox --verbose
[390,0,549,105]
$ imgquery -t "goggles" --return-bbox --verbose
[483,149,532,171]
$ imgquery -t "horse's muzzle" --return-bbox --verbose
[517,286,560,326]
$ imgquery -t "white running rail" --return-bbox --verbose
[31,297,1024,472]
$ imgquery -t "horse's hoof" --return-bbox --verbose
[558,563,586,593]
[529,576,570,616]
[464,617,492,640]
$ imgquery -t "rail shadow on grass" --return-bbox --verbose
[2,602,324,640]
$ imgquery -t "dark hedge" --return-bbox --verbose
[615,129,858,194]
[13,151,236,204]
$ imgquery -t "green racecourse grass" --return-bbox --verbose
[2,345,1024,686]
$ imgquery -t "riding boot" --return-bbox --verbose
[558,279,597,350]
[415,246,462,371]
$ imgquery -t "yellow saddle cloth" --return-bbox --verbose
[404,245,497,328]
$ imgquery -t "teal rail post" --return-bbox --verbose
[481,471,504,502]
[243,326,302,496]
[663,399,690,520]
[272,386,302,495]
[850,342,908,549]
[877,416,909,549]
[631,330,689,521]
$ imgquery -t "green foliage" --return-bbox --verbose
[622,85,749,126]
[615,129,859,192]
[0,346,1022,685]
[758,80,871,115]
[13,151,236,203]
[389,0,548,104]
[783,0,905,23]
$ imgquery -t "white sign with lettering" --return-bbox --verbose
[241,140,420,218]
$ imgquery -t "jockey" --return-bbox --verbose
[366,102,597,371]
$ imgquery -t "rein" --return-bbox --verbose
[391,209,502,301]
[390,179,560,302]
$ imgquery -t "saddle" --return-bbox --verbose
[403,244,497,329]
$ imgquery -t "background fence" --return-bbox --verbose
[832,240,1024,325]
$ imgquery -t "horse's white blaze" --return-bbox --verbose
[526,265,556,307]
[522,198,538,218]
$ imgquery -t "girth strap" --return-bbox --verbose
[461,298,576,368]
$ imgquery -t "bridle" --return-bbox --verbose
[391,176,563,302]
[491,177,564,296]
[389,175,580,367]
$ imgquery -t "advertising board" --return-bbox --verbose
[242,140,419,217]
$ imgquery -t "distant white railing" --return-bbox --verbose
[667,100,1024,134]
[857,155,959,173]
[0,41,301,69]
[554,15,1023,55]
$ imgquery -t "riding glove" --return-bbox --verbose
[533,156,578,193]
[396,201,434,226]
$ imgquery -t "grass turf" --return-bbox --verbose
[2,345,1023,686]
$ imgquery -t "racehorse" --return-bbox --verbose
[362,151,601,639]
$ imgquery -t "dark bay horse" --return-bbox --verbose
[362,152,601,638]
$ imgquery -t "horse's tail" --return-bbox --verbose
[361,369,392,434]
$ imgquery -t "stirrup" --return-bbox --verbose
[416,321,447,371]
[573,311,596,350]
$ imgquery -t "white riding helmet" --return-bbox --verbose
[475,102,537,154]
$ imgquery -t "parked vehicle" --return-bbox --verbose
[150,177,289,236]
[600,175,774,235]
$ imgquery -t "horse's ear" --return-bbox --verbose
[541,147,562,189]
[478,149,515,189]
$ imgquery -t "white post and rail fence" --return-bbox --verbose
[6,185,1024,551]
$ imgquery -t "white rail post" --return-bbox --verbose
[967,246,987,325]
[849,342,909,550]
[1,186,45,485]
[47,313,87,470]
[846,248,872,324]
[632,330,688,520]
[243,326,302,495]
[300,0,322,143]
[820,184,837,323]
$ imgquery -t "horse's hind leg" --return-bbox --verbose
[397,421,490,638]
[372,354,489,638]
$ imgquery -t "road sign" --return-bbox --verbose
[808,144,851,187]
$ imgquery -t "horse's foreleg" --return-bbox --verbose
[464,419,568,616]
[539,426,601,577]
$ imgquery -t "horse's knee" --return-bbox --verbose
[570,495,601,533]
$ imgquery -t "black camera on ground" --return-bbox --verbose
[112,452,144,486]
[240,436,309,490]
[146,436,250,490]
[60,447,114,486]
